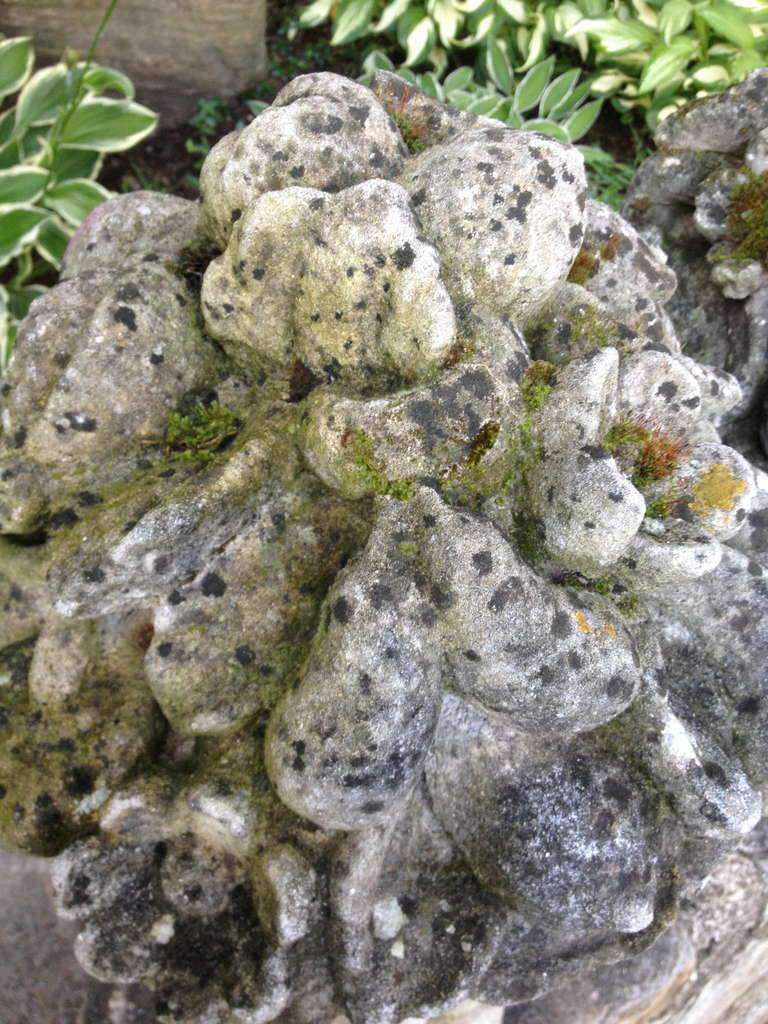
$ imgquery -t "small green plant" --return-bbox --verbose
[165,403,240,461]
[645,493,676,519]
[0,5,157,371]
[520,359,557,411]
[723,169,768,265]
[602,416,688,490]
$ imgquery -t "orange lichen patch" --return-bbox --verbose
[575,611,593,634]
[603,622,618,639]
[689,463,747,516]
[567,247,599,285]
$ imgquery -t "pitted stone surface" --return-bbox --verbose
[398,125,587,324]
[0,70,766,1024]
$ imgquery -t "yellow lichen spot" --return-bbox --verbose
[604,622,617,639]
[575,611,593,634]
[689,463,747,517]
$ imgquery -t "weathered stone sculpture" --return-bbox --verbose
[0,71,767,1024]
[624,69,768,464]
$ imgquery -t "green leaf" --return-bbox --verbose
[0,108,16,149]
[330,0,378,44]
[428,0,462,45]
[514,56,555,112]
[59,97,157,152]
[82,65,135,99]
[0,205,50,268]
[376,0,411,31]
[444,66,475,90]
[419,71,445,99]
[551,79,593,114]
[0,282,13,373]
[588,70,631,95]
[0,37,34,101]
[539,68,580,116]
[44,178,111,227]
[729,48,765,77]
[298,0,335,29]
[521,118,570,142]
[566,16,656,53]
[506,107,524,128]
[14,63,69,131]
[497,0,528,21]
[0,167,49,204]
[35,217,71,268]
[690,63,731,85]
[563,97,603,140]
[48,145,102,184]
[517,13,549,69]
[453,0,490,12]
[402,14,437,64]
[7,283,46,321]
[486,37,514,92]
[699,3,756,49]
[638,38,697,93]
[467,93,507,115]
[658,0,693,43]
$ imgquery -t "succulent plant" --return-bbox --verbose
[0,70,766,1024]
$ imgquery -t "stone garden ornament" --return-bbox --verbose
[0,70,767,1024]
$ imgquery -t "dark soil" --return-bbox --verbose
[101,2,644,202]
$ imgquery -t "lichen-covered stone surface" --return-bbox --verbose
[623,69,768,465]
[1,71,767,1024]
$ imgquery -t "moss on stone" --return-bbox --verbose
[342,429,415,501]
[166,403,240,462]
[725,169,768,265]
[567,247,599,285]
[467,421,501,466]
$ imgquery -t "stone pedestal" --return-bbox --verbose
[0,0,267,125]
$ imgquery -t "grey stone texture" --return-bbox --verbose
[623,68,768,456]
[0,71,767,1024]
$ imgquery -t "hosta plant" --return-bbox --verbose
[294,0,768,127]
[0,35,157,370]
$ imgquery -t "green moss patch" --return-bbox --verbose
[725,170,768,265]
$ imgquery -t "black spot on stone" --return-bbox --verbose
[64,765,95,798]
[581,444,611,460]
[606,675,631,699]
[422,514,437,528]
[222,303,234,313]
[703,761,728,787]
[488,577,519,612]
[368,584,393,609]
[292,756,305,772]
[113,306,137,331]
[551,611,572,638]
[201,572,226,597]
[290,165,305,178]
[412,188,427,207]
[464,649,481,661]
[309,197,326,210]
[506,191,532,223]
[603,778,630,807]
[64,412,97,432]
[153,555,169,574]
[157,642,173,658]
[81,567,105,584]
[0,784,5,799]
[420,606,438,627]
[569,224,582,245]
[76,491,103,508]
[737,695,760,715]
[48,507,80,530]
[472,550,493,576]
[430,585,454,610]
[115,283,140,302]
[349,104,370,124]
[231,208,242,222]
[608,491,624,503]
[167,590,185,606]
[235,645,255,665]
[682,396,700,409]
[656,381,677,400]
[53,351,71,368]
[253,267,265,280]
[333,596,353,623]
[12,427,27,449]
[568,649,583,670]
[504,253,517,265]
[362,800,384,813]
[359,672,372,695]
[392,242,416,270]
